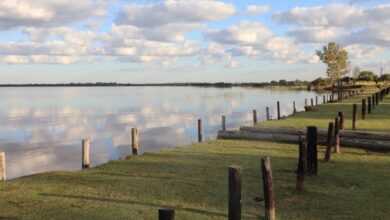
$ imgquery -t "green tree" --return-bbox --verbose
[357,71,377,81]
[379,74,390,81]
[316,42,349,86]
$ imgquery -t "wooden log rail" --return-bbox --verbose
[217,126,390,151]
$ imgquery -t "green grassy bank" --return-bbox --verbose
[0,140,389,219]
[1,90,390,219]
[261,91,390,132]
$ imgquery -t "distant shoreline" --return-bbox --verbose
[0,82,309,88]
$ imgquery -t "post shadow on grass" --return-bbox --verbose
[39,193,227,218]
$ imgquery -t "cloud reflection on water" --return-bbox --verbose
[0,87,323,179]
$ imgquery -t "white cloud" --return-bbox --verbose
[115,0,236,28]
[0,0,107,30]
[245,5,270,15]
[205,21,317,63]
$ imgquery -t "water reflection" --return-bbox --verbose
[0,87,324,179]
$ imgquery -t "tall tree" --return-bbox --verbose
[316,42,349,86]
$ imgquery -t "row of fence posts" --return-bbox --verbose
[1,88,389,220]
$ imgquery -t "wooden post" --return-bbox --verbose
[324,122,334,161]
[352,104,358,130]
[306,126,318,176]
[375,93,379,106]
[323,95,325,104]
[132,128,139,155]
[296,136,306,191]
[305,98,307,106]
[266,107,270,121]
[198,119,202,143]
[372,94,375,109]
[368,96,372,114]
[253,110,257,124]
[362,99,366,120]
[334,117,340,153]
[0,152,5,181]
[311,98,313,106]
[277,101,281,120]
[261,157,275,220]
[159,208,174,220]
[338,112,344,130]
[315,96,318,105]
[228,165,241,220]
[222,115,226,131]
[293,101,296,114]
[82,139,90,169]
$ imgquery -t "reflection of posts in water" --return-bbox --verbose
[0,152,5,181]
[82,139,90,169]
[132,128,139,155]
[198,119,202,143]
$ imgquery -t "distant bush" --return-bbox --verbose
[311,77,331,86]
[379,74,390,81]
[357,71,377,81]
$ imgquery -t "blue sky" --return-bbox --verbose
[0,0,389,83]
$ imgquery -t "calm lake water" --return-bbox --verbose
[0,87,325,179]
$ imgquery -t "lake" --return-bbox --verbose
[0,86,325,179]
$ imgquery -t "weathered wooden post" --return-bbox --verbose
[324,122,334,161]
[311,98,313,106]
[253,110,257,124]
[315,96,318,105]
[372,94,375,109]
[261,157,275,220]
[338,112,344,130]
[228,165,241,220]
[266,107,270,121]
[306,126,318,176]
[334,117,340,153]
[352,104,358,130]
[305,98,307,106]
[375,93,379,105]
[132,128,139,155]
[323,95,326,104]
[362,99,366,120]
[159,208,174,220]
[198,119,202,143]
[296,136,306,191]
[293,101,296,114]
[277,101,281,120]
[0,152,5,181]
[222,115,226,131]
[368,96,372,114]
[82,139,90,169]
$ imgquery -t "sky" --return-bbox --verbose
[0,0,389,83]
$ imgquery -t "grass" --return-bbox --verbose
[0,140,389,219]
[1,90,390,219]
[260,92,390,132]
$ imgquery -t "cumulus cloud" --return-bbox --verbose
[205,21,317,63]
[115,0,236,28]
[245,5,270,15]
[0,0,107,30]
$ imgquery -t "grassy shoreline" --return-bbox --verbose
[1,90,390,219]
